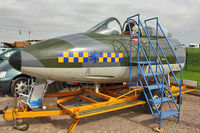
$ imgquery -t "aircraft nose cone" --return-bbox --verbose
[9,50,21,71]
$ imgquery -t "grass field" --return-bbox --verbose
[176,70,200,89]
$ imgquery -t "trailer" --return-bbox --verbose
[1,83,196,133]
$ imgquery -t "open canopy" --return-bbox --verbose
[87,17,170,37]
[87,17,123,35]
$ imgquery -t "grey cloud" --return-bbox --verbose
[0,0,199,44]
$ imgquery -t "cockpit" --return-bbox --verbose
[87,17,168,37]
[86,17,139,36]
[87,17,123,35]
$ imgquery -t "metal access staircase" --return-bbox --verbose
[127,14,183,129]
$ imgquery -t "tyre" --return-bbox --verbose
[11,77,29,97]
[14,119,29,131]
[144,90,161,113]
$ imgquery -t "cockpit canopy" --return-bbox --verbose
[87,17,170,37]
[87,17,122,35]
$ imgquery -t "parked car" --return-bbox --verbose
[0,48,31,96]
[0,46,10,54]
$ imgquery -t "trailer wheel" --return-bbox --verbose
[14,119,29,131]
[144,90,161,113]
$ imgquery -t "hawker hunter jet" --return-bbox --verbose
[9,17,185,83]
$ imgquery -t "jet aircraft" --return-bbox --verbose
[9,17,185,84]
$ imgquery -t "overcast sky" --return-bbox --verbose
[0,0,199,44]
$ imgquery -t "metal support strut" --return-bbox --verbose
[68,119,80,133]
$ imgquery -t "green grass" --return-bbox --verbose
[176,70,200,89]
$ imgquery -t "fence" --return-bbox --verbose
[184,48,200,72]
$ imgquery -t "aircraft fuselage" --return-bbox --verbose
[9,33,185,83]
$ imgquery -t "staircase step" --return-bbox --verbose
[138,61,156,64]
[143,72,162,77]
[129,82,137,86]
[155,110,179,119]
[150,38,157,40]
[133,61,156,65]
[150,97,173,103]
[144,84,166,90]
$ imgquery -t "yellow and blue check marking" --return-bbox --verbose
[58,51,123,63]
[98,52,123,63]
[58,52,88,63]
